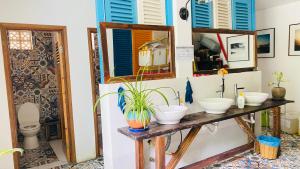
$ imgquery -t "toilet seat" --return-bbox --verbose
[20,123,40,131]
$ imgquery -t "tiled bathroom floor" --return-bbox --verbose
[54,157,104,169]
[50,133,300,169]
[207,133,300,169]
[21,139,68,169]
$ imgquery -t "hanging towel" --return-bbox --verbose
[118,87,126,114]
[185,80,193,104]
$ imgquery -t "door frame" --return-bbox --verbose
[0,23,77,169]
[87,28,100,156]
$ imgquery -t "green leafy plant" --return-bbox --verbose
[0,148,23,156]
[94,68,176,127]
[269,72,287,87]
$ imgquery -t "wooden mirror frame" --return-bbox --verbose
[192,28,258,75]
[100,22,176,83]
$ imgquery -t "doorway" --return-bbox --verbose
[87,28,102,156]
[0,23,76,169]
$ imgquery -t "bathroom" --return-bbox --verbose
[5,29,70,168]
[1,0,300,169]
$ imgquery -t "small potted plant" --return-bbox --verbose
[269,72,287,100]
[94,69,175,132]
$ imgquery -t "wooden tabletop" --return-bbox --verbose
[118,99,294,140]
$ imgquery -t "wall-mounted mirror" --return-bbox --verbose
[192,28,257,75]
[100,22,175,83]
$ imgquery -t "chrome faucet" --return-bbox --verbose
[216,78,225,98]
[234,84,245,105]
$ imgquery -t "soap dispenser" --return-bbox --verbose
[237,92,245,109]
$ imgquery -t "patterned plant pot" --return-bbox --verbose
[127,111,150,132]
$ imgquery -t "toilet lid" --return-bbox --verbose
[17,102,40,125]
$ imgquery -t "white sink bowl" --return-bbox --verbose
[244,92,269,106]
[154,105,188,124]
[199,98,234,114]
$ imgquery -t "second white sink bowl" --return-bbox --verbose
[199,98,234,114]
[244,92,269,106]
[154,105,188,124]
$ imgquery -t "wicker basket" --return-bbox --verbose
[260,143,278,159]
[257,135,281,160]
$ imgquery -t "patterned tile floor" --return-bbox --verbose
[51,156,104,169]
[207,133,300,169]
[20,141,58,169]
[50,133,300,169]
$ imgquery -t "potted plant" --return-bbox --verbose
[94,69,175,132]
[269,72,287,100]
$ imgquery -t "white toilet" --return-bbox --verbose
[17,102,41,149]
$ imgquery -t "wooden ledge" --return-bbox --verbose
[118,99,294,140]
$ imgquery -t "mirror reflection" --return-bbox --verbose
[192,32,255,73]
[105,28,172,78]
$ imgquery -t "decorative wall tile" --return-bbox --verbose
[8,31,60,123]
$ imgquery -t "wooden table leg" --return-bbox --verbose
[272,107,282,157]
[235,117,260,154]
[135,140,144,169]
[272,107,281,138]
[166,127,201,169]
[155,136,165,169]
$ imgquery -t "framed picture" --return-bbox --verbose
[227,35,250,62]
[289,23,300,56]
[257,28,275,58]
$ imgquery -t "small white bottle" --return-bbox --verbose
[237,92,245,109]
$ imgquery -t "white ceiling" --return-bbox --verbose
[256,0,300,10]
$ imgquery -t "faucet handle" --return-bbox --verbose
[234,84,245,90]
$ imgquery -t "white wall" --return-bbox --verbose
[173,0,194,78]
[0,32,14,169]
[256,2,300,112]
[0,0,97,166]
[100,71,262,169]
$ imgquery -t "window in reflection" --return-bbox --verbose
[107,29,171,77]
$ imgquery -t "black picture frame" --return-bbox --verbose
[226,35,250,62]
[289,23,300,56]
[257,28,275,58]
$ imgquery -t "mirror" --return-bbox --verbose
[100,22,175,83]
[192,29,257,74]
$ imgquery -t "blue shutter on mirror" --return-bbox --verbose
[113,29,133,76]
[96,0,106,84]
[192,0,213,28]
[105,0,137,24]
[232,0,253,30]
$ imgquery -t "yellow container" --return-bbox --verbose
[257,135,280,160]
[260,143,278,159]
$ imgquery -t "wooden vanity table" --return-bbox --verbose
[118,99,293,169]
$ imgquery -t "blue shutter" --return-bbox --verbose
[166,0,173,26]
[232,0,252,30]
[96,0,105,84]
[105,0,137,24]
[113,29,133,76]
[251,0,256,30]
[192,0,213,28]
